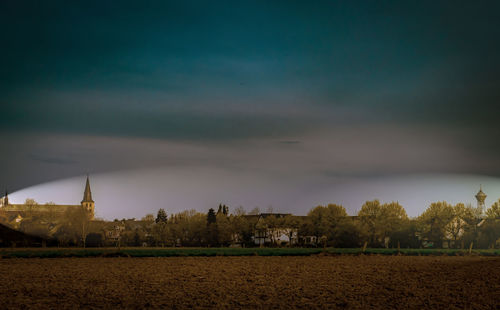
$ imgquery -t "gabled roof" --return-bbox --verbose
[258,213,291,219]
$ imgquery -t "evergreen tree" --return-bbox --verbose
[207,208,218,246]
[207,208,217,225]
[216,204,229,216]
[156,208,168,223]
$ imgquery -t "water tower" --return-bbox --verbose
[475,185,487,215]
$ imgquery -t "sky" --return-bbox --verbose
[1,1,500,219]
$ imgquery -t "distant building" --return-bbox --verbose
[440,185,489,248]
[0,176,95,222]
[476,185,487,217]
[242,213,304,246]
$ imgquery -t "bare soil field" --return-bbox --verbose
[0,255,499,309]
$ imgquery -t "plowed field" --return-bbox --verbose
[1,256,499,309]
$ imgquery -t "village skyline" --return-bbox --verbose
[2,173,500,251]
[3,174,500,221]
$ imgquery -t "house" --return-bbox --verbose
[245,213,301,246]
[105,223,125,242]
[96,219,154,245]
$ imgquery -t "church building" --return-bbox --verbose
[0,176,95,220]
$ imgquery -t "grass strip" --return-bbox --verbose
[1,247,500,258]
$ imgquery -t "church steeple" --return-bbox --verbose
[82,176,94,203]
[81,176,95,219]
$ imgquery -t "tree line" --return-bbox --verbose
[3,199,500,248]
[135,199,500,249]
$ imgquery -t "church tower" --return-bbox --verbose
[81,176,95,219]
[475,185,487,216]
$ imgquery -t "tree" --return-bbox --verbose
[53,224,78,246]
[486,200,500,219]
[59,206,92,247]
[460,204,484,248]
[387,219,420,249]
[216,213,233,246]
[138,218,154,246]
[170,210,206,246]
[207,208,217,225]
[169,213,182,246]
[248,207,261,215]
[206,208,217,246]
[20,198,38,222]
[233,206,246,216]
[381,202,409,247]
[445,203,470,247]
[231,212,257,247]
[335,219,364,248]
[133,228,141,246]
[418,202,454,247]
[477,220,500,249]
[358,200,408,247]
[152,220,169,246]
[156,209,168,223]
[306,204,347,245]
[24,198,38,207]
[357,200,381,246]
[85,233,103,247]
[152,209,169,246]
[186,211,207,246]
[217,204,229,216]
[142,214,155,222]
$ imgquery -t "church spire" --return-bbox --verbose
[81,175,94,203]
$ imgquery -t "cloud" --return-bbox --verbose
[28,154,78,165]
[1,0,500,200]
[1,123,495,193]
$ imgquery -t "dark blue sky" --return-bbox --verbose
[1,1,500,216]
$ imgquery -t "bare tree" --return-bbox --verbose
[248,207,261,215]
[62,206,92,247]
